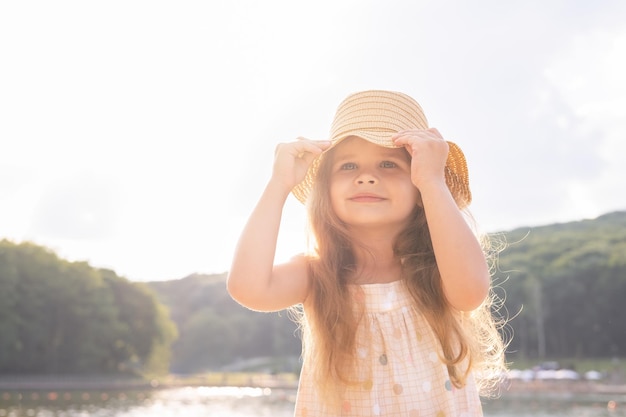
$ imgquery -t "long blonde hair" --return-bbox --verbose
[294,145,508,405]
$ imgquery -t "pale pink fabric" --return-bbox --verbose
[294,280,483,417]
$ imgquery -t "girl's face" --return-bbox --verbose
[328,137,420,233]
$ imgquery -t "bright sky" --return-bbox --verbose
[1,1,625,282]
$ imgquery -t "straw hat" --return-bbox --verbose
[291,90,472,208]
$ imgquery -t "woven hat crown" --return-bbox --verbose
[329,90,429,144]
[291,90,471,208]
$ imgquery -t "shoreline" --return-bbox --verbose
[501,379,626,396]
[1,375,626,396]
[0,373,299,392]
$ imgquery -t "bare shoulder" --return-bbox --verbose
[248,254,311,312]
[274,253,310,272]
[272,254,311,298]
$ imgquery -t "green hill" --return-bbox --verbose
[1,210,624,375]
[493,211,626,359]
[147,274,301,373]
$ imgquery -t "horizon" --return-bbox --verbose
[4,207,624,282]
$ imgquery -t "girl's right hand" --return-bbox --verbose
[271,137,331,191]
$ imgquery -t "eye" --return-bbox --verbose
[340,162,357,170]
[380,161,397,168]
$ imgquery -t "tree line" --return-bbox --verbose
[0,211,624,375]
[148,274,301,373]
[493,210,626,360]
[0,241,176,375]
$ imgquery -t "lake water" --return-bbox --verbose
[1,386,625,417]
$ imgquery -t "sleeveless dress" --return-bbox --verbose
[294,280,483,417]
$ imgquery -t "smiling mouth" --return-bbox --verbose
[349,194,385,203]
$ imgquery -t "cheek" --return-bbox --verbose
[328,174,347,199]
[329,178,353,221]
[401,181,421,208]
[328,179,341,209]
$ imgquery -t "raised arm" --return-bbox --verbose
[226,138,330,312]
[393,129,490,311]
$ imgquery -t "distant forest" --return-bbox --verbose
[1,211,625,375]
[492,211,626,359]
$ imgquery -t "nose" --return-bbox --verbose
[355,172,377,185]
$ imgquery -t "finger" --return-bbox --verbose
[279,139,329,160]
[428,127,444,139]
[391,133,420,146]
[296,136,332,145]
[393,131,445,149]
[391,137,416,157]
[392,129,428,141]
[392,128,429,137]
[390,136,417,156]
[295,140,331,157]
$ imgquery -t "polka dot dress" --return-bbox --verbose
[294,280,483,416]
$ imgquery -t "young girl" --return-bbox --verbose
[228,90,506,416]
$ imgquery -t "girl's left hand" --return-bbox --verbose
[392,128,449,191]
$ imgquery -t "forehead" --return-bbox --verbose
[332,136,408,159]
